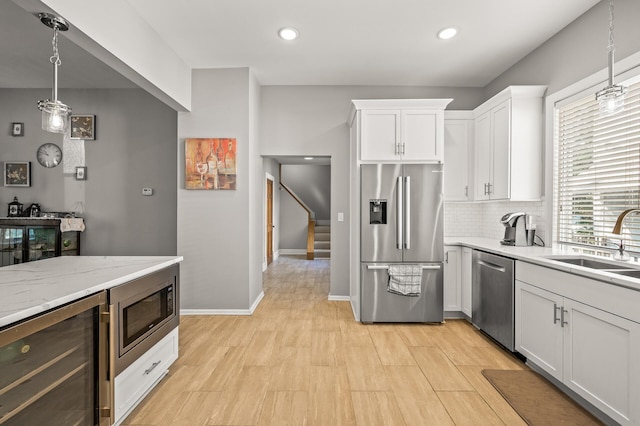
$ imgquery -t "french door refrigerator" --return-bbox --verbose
[360,163,444,323]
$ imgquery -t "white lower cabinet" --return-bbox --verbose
[114,327,179,425]
[516,268,640,425]
[443,246,461,312]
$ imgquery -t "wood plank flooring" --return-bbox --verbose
[123,255,527,425]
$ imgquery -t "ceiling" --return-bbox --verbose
[1,0,600,89]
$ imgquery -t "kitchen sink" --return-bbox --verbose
[544,256,631,270]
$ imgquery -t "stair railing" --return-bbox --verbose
[279,165,316,260]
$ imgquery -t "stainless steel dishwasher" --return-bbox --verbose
[472,250,515,351]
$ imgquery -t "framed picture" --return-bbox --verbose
[11,122,24,137]
[185,138,237,190]
[4,162,31,187]
[75,166,87,181]
[70,115,96,140]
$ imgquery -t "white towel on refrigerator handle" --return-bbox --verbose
[387,264,422,297]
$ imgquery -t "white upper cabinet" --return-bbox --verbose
[473,86,546,201]
[350,99,452,163]
[444,111,474,201]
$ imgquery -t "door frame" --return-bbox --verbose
[265,172,275,269]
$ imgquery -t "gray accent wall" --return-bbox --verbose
[0,88,177,255]
[281,164,331,221]
[177,68,262,311]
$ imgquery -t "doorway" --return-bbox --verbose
[266,176,274,265]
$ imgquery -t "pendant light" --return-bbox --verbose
[595,0,627,116]
[37,13,72,134]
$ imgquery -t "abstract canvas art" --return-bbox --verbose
[185,138,237,190]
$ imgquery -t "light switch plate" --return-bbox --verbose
[338,212,344,222]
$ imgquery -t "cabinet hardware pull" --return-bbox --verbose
[561,308,568,327]
[553,303,561,324]
[487,183,492,195]
[401,143,406,155]
[464,185,468,197]
[144,360,161,375]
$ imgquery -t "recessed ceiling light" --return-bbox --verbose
[278,27,299,41]
[304,157,314,160]
[437,27,458,40]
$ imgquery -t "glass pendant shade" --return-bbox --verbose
[36,13,71,134]
[596,85,626,116]
[39,99,71,133]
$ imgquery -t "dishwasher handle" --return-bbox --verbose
[476,259,507,273]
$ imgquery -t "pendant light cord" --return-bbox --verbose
[608,0,615,52]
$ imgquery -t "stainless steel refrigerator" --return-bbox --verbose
[360,163,444,323]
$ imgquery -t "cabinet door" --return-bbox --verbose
[443,246,461,312]
[563,299,640,425]
[360,109,400,161]
[444,119,471,201]
[489,99,511,200]
[515,281,564,381]
[401,110,439,162]
[474,111,491,200]
[460,247,472,317]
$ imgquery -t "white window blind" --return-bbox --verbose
[556,81,640,252]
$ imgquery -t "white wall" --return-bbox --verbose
[178,68,257,312]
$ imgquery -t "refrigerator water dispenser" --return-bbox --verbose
[369,200,387,224]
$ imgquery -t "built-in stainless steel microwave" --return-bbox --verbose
[108,264,179,376]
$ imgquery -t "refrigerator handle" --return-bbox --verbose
[397,176,403,250]
[405,176,411,249]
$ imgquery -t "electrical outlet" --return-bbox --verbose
[142,188,153,196]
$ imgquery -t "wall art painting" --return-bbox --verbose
[185,138,237,190]
[4,162,31,187]
[70,115,96,140]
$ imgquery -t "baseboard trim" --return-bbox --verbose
[181,291,264,316]
[328,294,350,301]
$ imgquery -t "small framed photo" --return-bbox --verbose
[75,166,87,181]
[70,115,96,140]
[11,122,24,137]
[4,162,31,187]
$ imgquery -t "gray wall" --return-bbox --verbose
[178,68,262,311]
[0,88,177,255]
[282,164,331,220]
[260,85,485,298]
[279,164,331,251]
[485,0,640,99]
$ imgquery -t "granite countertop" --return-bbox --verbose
[445,237,640,292]
[0,256,183,328]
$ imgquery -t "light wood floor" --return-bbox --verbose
[123,255,527,426]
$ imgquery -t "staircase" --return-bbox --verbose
[314,221,330,258]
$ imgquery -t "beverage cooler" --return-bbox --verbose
[0,292,109,425]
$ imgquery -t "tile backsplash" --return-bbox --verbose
[445,200,547,244]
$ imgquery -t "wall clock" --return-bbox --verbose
[36,143,63,168]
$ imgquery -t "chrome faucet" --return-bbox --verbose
[611,209,640,260]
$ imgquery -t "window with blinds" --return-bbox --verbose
[556,81,640,252]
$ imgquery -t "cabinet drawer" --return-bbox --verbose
[114,327,179,423]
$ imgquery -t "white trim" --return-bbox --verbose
[279,249,306,255]
[544,50,640,245]
[181,291,264,316]
[444,110,474,120]
[328,294,350,301]
[265,171,275,271]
